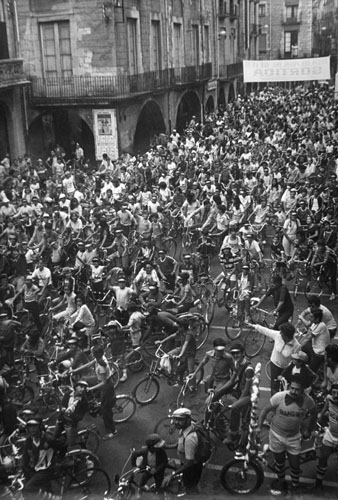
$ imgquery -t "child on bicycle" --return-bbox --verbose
[131,433,168,497]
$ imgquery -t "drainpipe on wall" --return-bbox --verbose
[13,0,21,58]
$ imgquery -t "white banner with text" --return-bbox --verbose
[243,56,330,83]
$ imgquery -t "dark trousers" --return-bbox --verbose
[139,469,165,490]
[24,300,42,332]
[24,468,54,496]
[182,462,203,493]
[302,340,325,372]
[270,361,284,395]
[229,396,251,434]
[326,261,337,294]
[101,379,116,434]
[274,311,293,330]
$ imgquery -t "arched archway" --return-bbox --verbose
[176,91,201,132]
[133,100,166,154]
[0,102,10,159]
[27,110,95,161]
[218,87,226,111]
[228,83,235,103]
[205,95,215,114]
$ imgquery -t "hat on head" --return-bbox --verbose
[74,380,89,388]
[172,408,191,418]
[145,433,165,448]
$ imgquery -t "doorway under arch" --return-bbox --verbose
[228,83,235,103]
[176,91,201,132]
[27,110,95,162]
[218,87,226,111]
[133,100,166,154]
[205,95,215,114]
[0,103,10,159]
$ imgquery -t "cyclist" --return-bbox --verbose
[310,238,337,301]
[257,375,316,495]
[245,320,301,395]
[169,407,204,494]
[253,274,294,329]
[20,330,49,376]
[321,345,338,392]
[191,337,234,392]
[309,382,338,491]
[301,308,330,372]
[73,344,117,440]
[237,264,254,322]
[131,433,168,498]
[298,295,337,340]
[22,418,63,498]
[155,249,178,292]
[281,351,317,390]
[211,342,253,447]
[54,380,88,450]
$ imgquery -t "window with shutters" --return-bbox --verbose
[204,25,210,62]
[191,24,199,66]
[127,18,138,75]
[151,20,161,71]
[40,21,72,80]
[173,23,182,67]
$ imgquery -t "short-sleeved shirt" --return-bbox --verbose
[32,267,52,288]
[95,356,112,381]
[177,425,198,463]
[310,321,330,355]
[326,367,338,391]
[270,391,315,438]
[266,284,294,315]
[205,350,234,382]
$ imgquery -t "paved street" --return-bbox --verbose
[90,284,338,499]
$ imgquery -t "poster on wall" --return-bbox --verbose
[93,109,119,160]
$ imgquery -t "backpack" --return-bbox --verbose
[187,421,212,464]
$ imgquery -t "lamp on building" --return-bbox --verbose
[218,28,227,39]
[102,2,113,23]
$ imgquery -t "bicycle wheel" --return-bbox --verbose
[154,416,179,449]
[194,317,209,350]
[114,394,136,423]
[133,377,160,405]
[220,458,264,494]
[244,327,266,358]
[126,349,144,373]
[78,428,100,455]
[63,449,100,488]
[9,384,34,408]
[80,467,111,500]
[204,298,216,325]
[213,406,231,440]
[225,316,242,340]
[162,237,177,259]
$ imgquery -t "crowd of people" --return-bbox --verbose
[0,82,338,497]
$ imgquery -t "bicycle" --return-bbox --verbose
[286,259,309,299]
[112,449,184,499]
[132,345,204,405]
[304,264,332,298]
[193,274,216,325]
[225,296,260,341]
[88,392,137,424]
[243,307,277,358]
[219,423,327,495]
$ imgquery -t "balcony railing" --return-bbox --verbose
[218,62,243,80]
[0,59,30,89]
[282,11,302,24]
[29,64,212,103]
